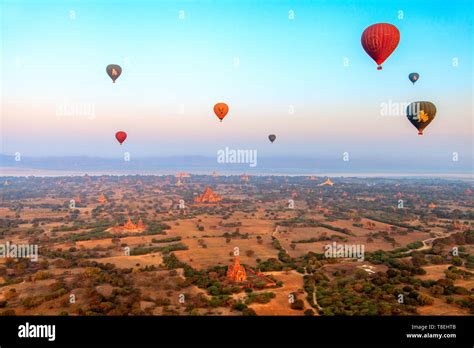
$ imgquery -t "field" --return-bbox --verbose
[0,175,472,316]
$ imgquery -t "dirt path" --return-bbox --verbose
[312,290,322,311]
[401,230,457,254]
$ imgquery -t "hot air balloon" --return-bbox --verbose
[361,23,400,70]
[213,103,229,122]
[106,64,122,83]
[268,134,276,143]
[115,131,127,145]
[406,101,436,135]
[409,73,419,84]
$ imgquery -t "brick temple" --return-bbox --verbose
[194,187,223,204]
[227,255,247,282]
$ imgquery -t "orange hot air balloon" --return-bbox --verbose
[115,131,127,145]
[214,103,229,122]
[361,23,400,70]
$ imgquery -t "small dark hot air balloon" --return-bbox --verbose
[361,23,400,70]
[409,73,419,84]
[268,134,276,143]
[406,101,436,135]
[214,103,229,122]
[115,131,127,145]
[106,64,122,83]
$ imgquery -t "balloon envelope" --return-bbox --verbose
[409,73,419,84]
[214,103,229,121]
[268,134,276,143]
[361,23,400,70]
[115,131,127,144]
[406,101,436,135]
[106,64,122,83]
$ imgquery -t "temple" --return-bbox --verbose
[227,255,247,282]
[112,217,146,233]
[319,178,334,187]
[428,202,437,209]
[98,193,107,204]
[194,187,223,204]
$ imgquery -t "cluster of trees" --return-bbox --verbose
[151,236,181,244]
[292,233,347,244]
[304,270,419,315]
[244,292,275,304]
[277,218,355,236]
[130,243,188,256]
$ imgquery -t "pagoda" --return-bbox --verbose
[319,178,334,187]
[465,188,473,195]
[241,174,249,182]
[120,217,147,232]
[307,176,318,181]
[175,172,191,178]
[98,193,107,204]
[124,217,136,230]
[194,187,223,203]
[227,255,247,282]
[136,218,146,230]
[428,202,437,209]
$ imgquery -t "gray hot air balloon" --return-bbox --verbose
[406,101,436,135]
[408,72,419,84]
[268,134,276,143]
[106,64,122,83]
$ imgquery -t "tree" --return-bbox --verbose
[246,250,255,257]
[290,299,304,310]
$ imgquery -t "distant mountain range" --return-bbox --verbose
[0,154,472,177]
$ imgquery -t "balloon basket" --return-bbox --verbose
[377,66,382,70]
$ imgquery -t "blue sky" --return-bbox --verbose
[0,0,472,172]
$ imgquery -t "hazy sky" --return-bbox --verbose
[1,0,472,169]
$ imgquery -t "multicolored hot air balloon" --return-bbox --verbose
[268,134,276,143]
[406,101,437,135]
[361,23,400,70]
[214,103,229,122]
[106,64,122,83]
[409,73,419,84]
[115,131,127,145]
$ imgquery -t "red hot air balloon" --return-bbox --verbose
[361,23,400,70]
[115,131,127,145]
[213,103,229,122]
